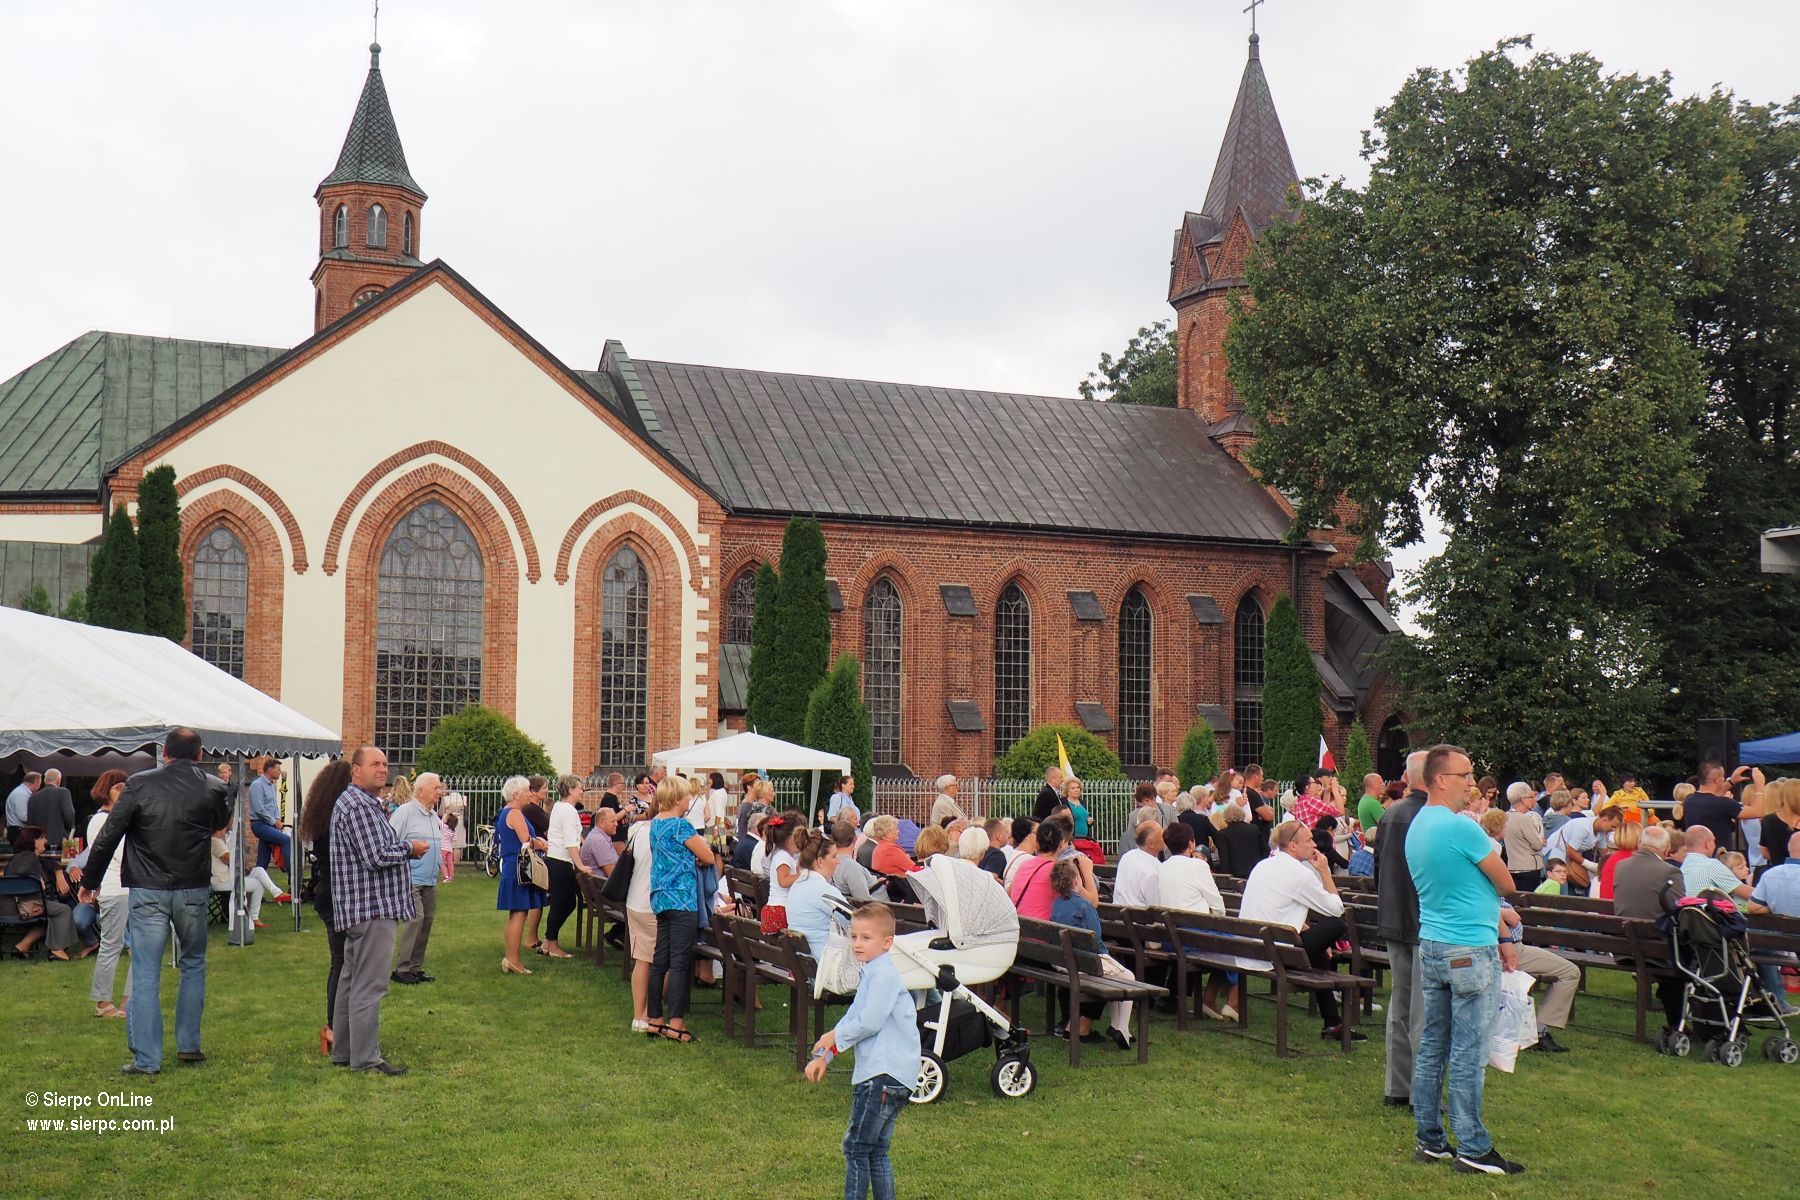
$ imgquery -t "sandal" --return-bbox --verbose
[95,1002,120,1018]
[644,1022,668,1039]
[660,1027,698,1043]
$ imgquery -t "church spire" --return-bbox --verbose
[317,43,426,199]
[310,41,428,332]
[1198,32,1297,232]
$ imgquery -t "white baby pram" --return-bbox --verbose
[817,854,1035,1102]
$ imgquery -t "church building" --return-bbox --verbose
[0,34,1401,779]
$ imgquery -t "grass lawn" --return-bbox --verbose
[4,876,1795,1199]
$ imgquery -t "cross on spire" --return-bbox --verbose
[373,0,380,44]
[1243,0,1264,36]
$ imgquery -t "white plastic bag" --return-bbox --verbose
[1488,969,1539,1073]
[814,920,863,998]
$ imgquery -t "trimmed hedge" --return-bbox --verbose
[416,704,556,777]
[994,724,1126,781]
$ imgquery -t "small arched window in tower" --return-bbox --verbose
[1118,587,1152,766]
[353,287,385,308]
[333,205,348,249]
[366,204,387,249]
[1233,595,1266,766]
[402,211,414,257]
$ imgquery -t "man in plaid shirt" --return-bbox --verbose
[329,746,430,1075]
[1291,773,1347,830]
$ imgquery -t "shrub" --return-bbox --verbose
[59,589,88,623]
[993,724,1126,781]
[1174,718,1221,790]
[803,654,874,812]
[15,582,52,615]
[138,466,185,641]
[415,704,555,777]
[1262,593,1322,781]
[1341,718,1375,786]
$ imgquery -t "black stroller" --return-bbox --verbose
[1654,892,1798,1067]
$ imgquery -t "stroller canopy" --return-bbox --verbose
[908,854,1018,950]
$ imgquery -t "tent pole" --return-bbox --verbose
[808,769,819,829]
[230,753,251,946]
[290,756,304,933]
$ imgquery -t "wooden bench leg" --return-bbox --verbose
[1275,977,1290,1058]
[1137,994,1150,1065]
[1172,957,1190,1032]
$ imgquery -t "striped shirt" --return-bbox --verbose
[328,784,417,931]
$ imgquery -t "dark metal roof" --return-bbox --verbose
[1187,593,1224,625]
[0,332,286,498]
[1195,33,1298,244]
[718,642,751,713]
[940,585,977,616]
[317,44,425,198]
[1075,702,1113,733]
[0,541,97,614]
[622,358,1293,543]
[1322,569,1401,712]
[1196,703,1234,733]
[824,578,844,613]
[1068,590,1104,621]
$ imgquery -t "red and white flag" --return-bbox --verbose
[1317,735,1336,771]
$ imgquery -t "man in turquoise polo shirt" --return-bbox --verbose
[1406,744,1524,1177]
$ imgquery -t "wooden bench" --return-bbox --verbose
[1516,907,1660,1041]
[1003,916,1166,1067]
[724,916,806,1054]
[1154,908,1376,1056]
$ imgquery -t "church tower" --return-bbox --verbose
[311,43,427,332]
[1167,31,1299,461]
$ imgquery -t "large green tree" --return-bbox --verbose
[1638,100,1800,773]
[803,654,874,812]
[1079,320,1178,407]
[137,466,185,641]
[89,504,146,633]
[763,518,831,742]
[1260,594,1322,781]
[744,561,781,734]
[1227,39,1745,779]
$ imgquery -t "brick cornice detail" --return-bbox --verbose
[176,465,309,573]
[556,490,703,593]
[323,440,540,582]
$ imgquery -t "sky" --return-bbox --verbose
[2,0,1794,602]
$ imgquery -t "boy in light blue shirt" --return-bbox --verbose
[806,902,916,1200]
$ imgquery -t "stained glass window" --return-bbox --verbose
[374,501,483,765]
[993,583,1031,758]
[1234,597,1265,765]
[725,568,757,644]
[191,526,247,679]
[598,546,650,769]
[1118,587,1152,765]
[864,578,902,766]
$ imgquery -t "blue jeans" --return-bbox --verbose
[251,820,290,872]
[125,888,211,1072]
[73,900,100,944]
[843,1074,911,1200]
[1412,939,1501,1157]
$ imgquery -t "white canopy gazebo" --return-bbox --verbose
[0,607,341,940]
[651,731,851,825]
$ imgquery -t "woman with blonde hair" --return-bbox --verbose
[1759,778,1800,874]
[496,775,550,975]
[645,776,716,1041]
[1596,818,1642,902]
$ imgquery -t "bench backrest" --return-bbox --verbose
[1015,914,1105,977]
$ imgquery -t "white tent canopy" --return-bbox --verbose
[0,607,341,758]
[651,731,850,776]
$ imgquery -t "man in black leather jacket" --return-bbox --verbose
[82,728,231,1076]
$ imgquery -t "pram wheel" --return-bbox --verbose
[911,1052,946,1104]
[1718,1040,1745,1068]
[990,1057,1036,1099]
[1704,1037,1723,1063]
[1762,1037,1799,1065]
[1653,1028,1671,1054]
[1668,1031,1691,1057]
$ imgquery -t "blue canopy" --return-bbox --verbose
[1741,731,1800,766]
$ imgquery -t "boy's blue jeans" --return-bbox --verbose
[843,1074,912,1200]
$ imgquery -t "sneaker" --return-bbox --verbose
[120,1063,159,1077]
[1382,1095,1411,1108]
[358,1060,409,1077]
[1219,1004,1239,1021]
[391,971,421,985]
[1529,1030,1570,1054]
[1412,1142,1452,1165]
[1321,1024,1369,1043]
[1454,1148,1526,1176]
[175,1050,206,1064]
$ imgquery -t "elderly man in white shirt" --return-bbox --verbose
[1240,820,1362,1041]
[929,775,968,826]
[1113,822,1164,908]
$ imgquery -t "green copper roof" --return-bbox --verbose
[0,332,287,498]
[317,43,425,198]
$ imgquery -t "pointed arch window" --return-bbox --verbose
[402,211,414,256]
[1118,587,1153,765]
[864,578,903,766]
[993,582,1031,758]
[333,204,349,249]
[366,203,387,249]
[1234,596,1265,766]
[374,500,484,765]
[598,546,650,769]
[724,568,758,645]
[191,526,248,679]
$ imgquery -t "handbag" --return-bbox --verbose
[602,847,635,902]
[17,896,46,920]
[518,846,549,892]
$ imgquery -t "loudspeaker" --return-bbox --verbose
[1696,718,1740,773]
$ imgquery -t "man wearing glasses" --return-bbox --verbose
[1405,744,1525,1177]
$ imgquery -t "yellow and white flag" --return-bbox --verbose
[1056,733,1074,781]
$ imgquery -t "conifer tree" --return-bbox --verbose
[136,466,185,641]
[1261,593,1321,782]
[89,504,146,632]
